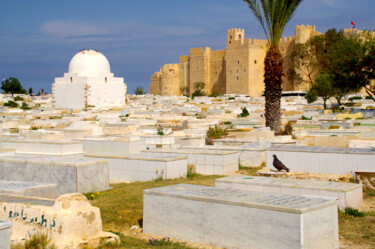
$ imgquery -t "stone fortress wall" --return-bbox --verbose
[150,25,324,97]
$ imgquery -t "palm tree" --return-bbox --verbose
[244,0,304,132]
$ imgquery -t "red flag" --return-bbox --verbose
[351,21,356,26]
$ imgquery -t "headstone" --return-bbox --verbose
[143,184,338,249]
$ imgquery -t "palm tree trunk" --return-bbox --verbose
[264,45,283,133]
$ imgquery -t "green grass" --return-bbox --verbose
[89,175,221,230]
[238,164,265,176]
[97,232,193,249]
[84,172,375,248]
[87,175,221,248]
[338,191,375,247]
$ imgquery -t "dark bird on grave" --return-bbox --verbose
[146,147,150,150]
[272,154,290,172]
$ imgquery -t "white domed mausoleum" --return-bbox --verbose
[52,49,127,109]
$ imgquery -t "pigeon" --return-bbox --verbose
[272,154,290,172]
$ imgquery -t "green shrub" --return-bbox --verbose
[328,125,340,129]
[84,191,101,200]
[13,96,24,101]
[305,90,317,103]
[353,122,361,126]
[191,82,206,99]
[25,230,56,249]
[365,95,373,100]
[21,102,30,110]
[3,100,19,107]
[208,93,221,97]
[223,121,232,125]
[206,125,228,139]
[344,207,365,217]
[240,107,250,117]
[349,96,362,101]
[228,97,235,100]
[187,165,199,179]
[301,115,310,120]
[146,237,174,246]
[157,127,164,136]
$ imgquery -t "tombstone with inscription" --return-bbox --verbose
[216,176,362,209]
[143,184,339,249]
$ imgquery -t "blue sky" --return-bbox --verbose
[0,0,374,94]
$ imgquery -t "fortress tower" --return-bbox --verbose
[150,25,324,97]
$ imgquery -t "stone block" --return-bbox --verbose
[143,184,339,249]
[215,175,363,209]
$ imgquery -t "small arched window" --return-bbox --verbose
[70,77,73,83]
[239,35,242,39]
[254,60,257,64]
[105,77,108,83]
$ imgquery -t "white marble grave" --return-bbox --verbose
[0,180,56,199]
[267,145,375,174]
[85,154,187,182]
[143,148,238,175]
[0,220,11,249]
[82,137,146,157]
[143,184,339,249]
[182,145,265,167]
[0,139,83,156]
[0,155,110,195]
[215,176,362,209]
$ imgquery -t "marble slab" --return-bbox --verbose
[143,184,339,249]
[0,220,11,249]
[215,176,362,209]
[85,153,187,182]
[0,180,56,199]
[0,139,83,156]
[143,149,238,175]
[0,155,110,196]
[82,138,146,157]
[182,145,265,167]
[268,145,375,174]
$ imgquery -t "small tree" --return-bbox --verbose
[1,77,26,96]
[309,73,334,109]
[288,41,321,89]
[191,82,206,99]
[133,86,147,95]
[28,87,33,96]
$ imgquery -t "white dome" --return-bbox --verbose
[68,49,110,76]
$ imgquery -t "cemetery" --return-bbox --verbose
[0,90,374,248]
[1,1,375,247]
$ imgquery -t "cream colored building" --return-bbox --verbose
[150,25,321,97]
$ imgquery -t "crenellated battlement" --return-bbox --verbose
[227,28,245,47]
[279,36,295,47]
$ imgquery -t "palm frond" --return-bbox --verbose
[244,0,304,47]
